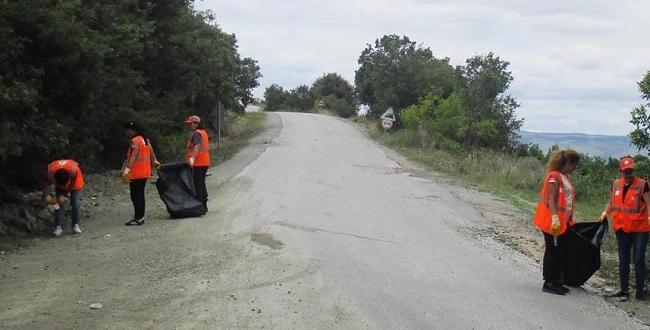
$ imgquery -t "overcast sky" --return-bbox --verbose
[194,0,649,135]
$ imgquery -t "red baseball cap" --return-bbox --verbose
[620,157,635,171]
[184,115,201,124]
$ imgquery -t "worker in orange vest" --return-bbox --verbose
[601,157,650,301]
[121,121,159,226]
[42,159,85,237]
[185,115,210,213]
[533,149,580,295]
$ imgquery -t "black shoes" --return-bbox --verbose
[556,283,570,294]
[125,218,144,226]
[608,291,629,301]
[542,282,567,295]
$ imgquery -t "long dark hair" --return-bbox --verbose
[126,122,149,146]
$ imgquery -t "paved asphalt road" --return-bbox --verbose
[222,112,646,329]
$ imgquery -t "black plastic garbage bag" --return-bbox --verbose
[562,220,609,286]
[155,162,206,218]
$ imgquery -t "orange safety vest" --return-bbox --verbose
[47,159,85,191]
[609,177,649,233]
[186,128,210,167]
[126,136,151,179]
[533,171,575,235]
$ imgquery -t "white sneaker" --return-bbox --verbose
[53,226,63,237]
[73,224,82,234]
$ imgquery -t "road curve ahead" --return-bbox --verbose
[222,112,646,329]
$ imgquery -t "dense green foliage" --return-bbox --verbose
[0,0,260,189]
[262,84,313,112]
[398,53,521,150]
[355,35,455,118]
[310,73,356,117]
[263,73,355,117]
[356,36,520,150]
[629,70,650,152]
[455,53,522,149]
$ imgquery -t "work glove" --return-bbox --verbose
[121,168,131,183]
[58,195,68,204]
[153,160,161,170]
[188,157,195,167]
[599,211,608,222]
[46,195,58,205]
[550,214,561,236]
[46,196,60,213]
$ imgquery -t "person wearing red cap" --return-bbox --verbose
[601,157,650,301]
[185,115,210,213]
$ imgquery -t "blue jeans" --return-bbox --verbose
[615,230,649,294]
[54,189,80,228]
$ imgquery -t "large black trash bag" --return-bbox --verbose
[155,162,206,218]
[562,220,609,286]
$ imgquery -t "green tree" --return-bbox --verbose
[263,84,287,112]
[310,73,356,117]
[455,52,522,149]
[310,73,355,104]
[235,57,262,111]
[284,85,313,111]
[629,71,650,152]
[355,34,455,117]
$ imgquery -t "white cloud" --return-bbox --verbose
[195,0,650,135]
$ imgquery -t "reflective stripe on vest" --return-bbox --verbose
[610,178,649,233]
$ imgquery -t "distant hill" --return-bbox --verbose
[518,131,642,159]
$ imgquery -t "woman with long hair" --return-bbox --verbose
[533,149,580,295]
[121,121,160,226]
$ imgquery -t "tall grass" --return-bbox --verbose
[362,119,613,220]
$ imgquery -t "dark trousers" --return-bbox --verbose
[543,232,567,283]
[192,166,208,207]
[54,189,80,228]
[616,230,649,293]
[129,179,147,220]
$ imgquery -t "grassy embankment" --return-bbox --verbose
[355,117,629,286]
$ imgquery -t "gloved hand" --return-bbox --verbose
[550,214,561,236]
[121,168,131,183]
[46,195,58,205]
[153,160,161,170]
[599,211,608,222]
[58,195,68,205]
[188,157,195,167]
[46,201,60,213]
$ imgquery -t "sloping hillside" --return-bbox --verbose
[519,131,641,159]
